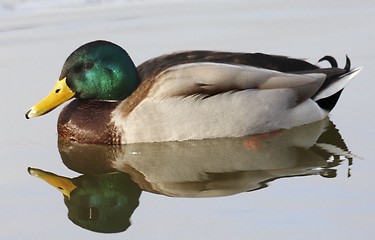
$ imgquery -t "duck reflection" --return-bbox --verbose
[28,118,353,233]
[28,168,141,233]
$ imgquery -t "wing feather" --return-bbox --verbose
[148,62,326,102]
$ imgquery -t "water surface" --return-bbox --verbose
[1,1,374,239]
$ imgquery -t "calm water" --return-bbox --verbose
[1,1,374,239]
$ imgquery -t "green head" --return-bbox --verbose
[26,40,139,119]
[62,40,139,100]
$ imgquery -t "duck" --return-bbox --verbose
[25,40,361,144]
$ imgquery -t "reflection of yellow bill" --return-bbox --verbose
[26,77,74,119]
[28,167,77,199]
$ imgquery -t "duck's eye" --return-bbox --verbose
[83,63,94,70]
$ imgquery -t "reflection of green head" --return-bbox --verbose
[64,172,141,233]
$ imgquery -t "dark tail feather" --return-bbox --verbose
[314,56,362,111]
[344,55,351,71]
[318,56,338,68]
[318,55,351,70]
[316,89,344,111]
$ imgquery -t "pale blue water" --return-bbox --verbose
[1,1,374,239]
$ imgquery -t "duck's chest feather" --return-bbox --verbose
[58,100,122,144]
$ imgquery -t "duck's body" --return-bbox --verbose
[26,41,361,144]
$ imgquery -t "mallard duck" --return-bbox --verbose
[25,40,361,144]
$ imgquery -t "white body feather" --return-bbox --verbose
[111,63,342,144]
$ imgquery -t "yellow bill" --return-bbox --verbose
[25,77,74,119]
[28,167,77,199]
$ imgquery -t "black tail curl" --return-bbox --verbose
[318,55,351,71]
[315,55,354,111]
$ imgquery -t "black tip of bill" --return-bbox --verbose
[25,110,31,119]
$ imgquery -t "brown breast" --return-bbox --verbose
[57,99,122,144]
